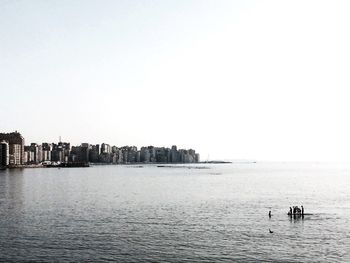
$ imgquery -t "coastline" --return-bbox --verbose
[1,161,235,169]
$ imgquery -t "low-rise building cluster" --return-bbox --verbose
[0,131,200,168]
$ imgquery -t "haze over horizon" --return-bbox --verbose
[1,0,350,162]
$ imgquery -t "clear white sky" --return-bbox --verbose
[1,0,350,161]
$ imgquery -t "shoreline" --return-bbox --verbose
[1,161,234,169]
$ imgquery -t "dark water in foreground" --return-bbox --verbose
[0,163,350,262]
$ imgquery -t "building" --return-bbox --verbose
[25,143,43,164]
[79,143,90,163]
[0,132,25,165]
[9,144,22,165]
[136,151,141,163]
[42,143,52,162]
[101,143,111,154]
[148,146,156,162]
[170,145,179,163]
[89,144,100,163]
[195,153,200,163]
[0,141,10,167]
[70,143,89,163]
[116,149,123,164]
[140,147,150,163]
[99,152,111,163]
[24,146,34,164]
[156,147,168,163]
[51,142,70,163]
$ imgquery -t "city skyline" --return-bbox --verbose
[0,131,200,167]
[2,1,350,161]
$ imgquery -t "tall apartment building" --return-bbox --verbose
[101,143,111,154]
[42,143,52,162]
[0,132,25,165]
[140,147,150,163]
[23,143,44,164]
[89,144,100,163]
[51,142,70,162]
[170,145,179,163]
[0,141,10,167]
[70,143,89,162]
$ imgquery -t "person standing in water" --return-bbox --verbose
[289,207,292,215]
[301,205,304,216]
[269,211,271,218]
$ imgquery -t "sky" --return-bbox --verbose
[1,0,350,162]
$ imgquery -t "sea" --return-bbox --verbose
[0,162,349,262]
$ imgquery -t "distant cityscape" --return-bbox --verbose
[0,131,200,168]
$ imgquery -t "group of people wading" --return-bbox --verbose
[288,205,304,216]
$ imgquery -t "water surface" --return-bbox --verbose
[0,163,349,262]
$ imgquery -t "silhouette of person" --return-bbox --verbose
[289,207,292,216]
[301,205,304,216]
[269,211,271,218]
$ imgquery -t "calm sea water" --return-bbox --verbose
[0,163,350,262]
